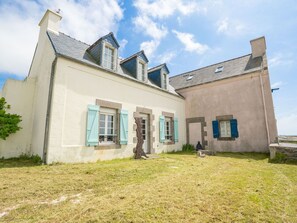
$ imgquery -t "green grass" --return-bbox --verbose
[0,152,297,222]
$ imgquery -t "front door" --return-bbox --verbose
[140,114,149,153]
[189,122,202,146]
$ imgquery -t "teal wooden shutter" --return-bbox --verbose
[230,119,239,138]
[174,118,179,143]
[86,105,100,146]
[120,110,128,145]
[212,120,219,138]
[160,115,165,142]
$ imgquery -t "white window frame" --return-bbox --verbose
[139,61,146,82]
[165,117,172,141]
[103,44,115,70]
[163,73,167,89]
[219,120,231,138]
[99,107,117,145]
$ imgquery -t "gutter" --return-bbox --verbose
[259,56,270,146]
[42,57,57,164]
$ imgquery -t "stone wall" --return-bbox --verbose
[269,143,297,160]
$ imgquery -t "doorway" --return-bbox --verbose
[140,113,149,153]
[189,122,202,146]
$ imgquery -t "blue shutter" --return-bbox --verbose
[159,115,165,143]
[230,119,239,138]
[174,118,179,143]
[86,105,100,146]
[212,120,219,138]
[120,110,128,145]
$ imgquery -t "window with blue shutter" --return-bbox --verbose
[174,118,179,142]
[212,120,219,138]
[159,115,165,142]
[86,105,100,146]
[230,119,239,138]
[120,110,128,145]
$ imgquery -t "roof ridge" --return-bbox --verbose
[170,53,252,79]
[58,31,90,46]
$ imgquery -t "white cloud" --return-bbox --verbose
[140,40,160,60]
[133,16,168,40]
[0,0,124,77]
[172,30,209,54]
[216,17,245,36]
[118,39,128,56]
[277,113,297,135]
[268,53,294,68]
[271,81,284,88]
[157,52,176,64]
[133,0,206,19]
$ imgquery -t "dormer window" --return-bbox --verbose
[103,45,114,70]
[163,73,167,89]
[139,61,146,81]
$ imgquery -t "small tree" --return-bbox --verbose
[0,97,22,140]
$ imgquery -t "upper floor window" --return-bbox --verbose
[140,62,146,81]
[163,73,167,89]
[103,46,114,70]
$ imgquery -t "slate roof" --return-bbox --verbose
[169,54,262,90]
[46,31,179,96]
[148,63,170,74]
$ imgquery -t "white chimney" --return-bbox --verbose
[250,36,266,58]
[38,9,62,35]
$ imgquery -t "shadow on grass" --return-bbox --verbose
[215,152,269,161]
[0,157,42,169]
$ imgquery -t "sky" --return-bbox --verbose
[0,0,296,135]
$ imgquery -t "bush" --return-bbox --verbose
[182,144,195,152]
[19,154,43,164]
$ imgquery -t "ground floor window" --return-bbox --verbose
[219,120,231,137]
[165,117,172,141]
[212,116,238,140]
[99,108,117,144]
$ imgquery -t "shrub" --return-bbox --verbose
[182,144,195,152]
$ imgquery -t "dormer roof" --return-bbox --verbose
[120,50,149,64]
[148,63,170,74]
[87,32,120,53]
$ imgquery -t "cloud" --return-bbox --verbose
[268,53,294,68]
[133,0,206,19]
[216,17,246,36]
[157,52,177,64]
[140,40,160,60]
[133,15,168,40]
[277,113,297,135]
[271,81,284,88]
[172,30,209,54]
[0,0,124,77]
[118,39,128,56]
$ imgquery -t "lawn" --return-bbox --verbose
[0,152,296,222]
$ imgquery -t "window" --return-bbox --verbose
[139,62,146,81]
[163,73,167,89]
[99,108,117,144]
[220,121,231,137]
[186,75,193,81]
[103,45,114,70]
[212,118,239,140]
[165,117,172,141]
[215,66,224,73]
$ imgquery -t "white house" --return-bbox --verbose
[0,9,277,163]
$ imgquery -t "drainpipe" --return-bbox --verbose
[42,58,57,164]
[259,57,270,146]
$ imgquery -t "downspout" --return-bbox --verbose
[259,56,270,146]
[42,57,57,164]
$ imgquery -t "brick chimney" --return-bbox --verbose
[250,36,266,58]
[38,9,62,35]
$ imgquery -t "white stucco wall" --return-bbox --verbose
[46,57,186,163]
[0,78,35,158]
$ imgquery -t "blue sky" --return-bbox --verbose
[0,0,296,135]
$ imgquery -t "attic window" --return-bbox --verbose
[215,66,224,73]
[186,75,193,81]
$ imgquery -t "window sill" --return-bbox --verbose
[217,137,235,141]
[95,144,121,150]
[164,141,174,145]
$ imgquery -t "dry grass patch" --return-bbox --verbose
[0,153,297,222]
